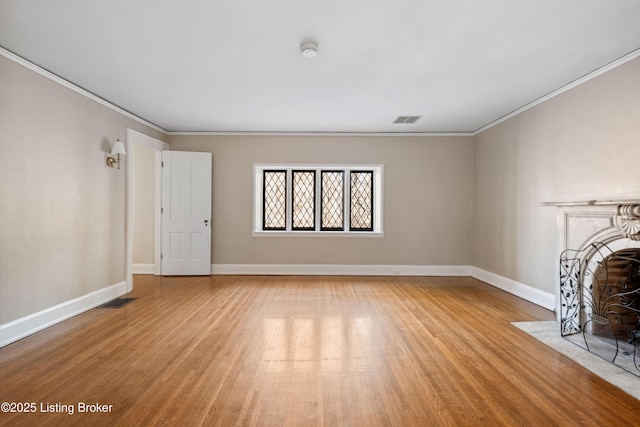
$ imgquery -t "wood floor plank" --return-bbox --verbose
[1,275,639,426]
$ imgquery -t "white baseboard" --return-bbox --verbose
[211,264,472,276]
[132,263,154,274]
[0,281,127,348]
[470,267,555,311]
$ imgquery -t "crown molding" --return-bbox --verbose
[166,131,473,137]
[473,47,640,135]
[0,46,167,134]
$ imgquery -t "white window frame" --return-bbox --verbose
[253,164,384,237]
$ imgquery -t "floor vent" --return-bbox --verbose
[97,297,137,308]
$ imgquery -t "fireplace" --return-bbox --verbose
[544,200,640,376]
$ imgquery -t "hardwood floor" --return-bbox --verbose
[1,275,639,426]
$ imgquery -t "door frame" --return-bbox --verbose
[125,128,169,292]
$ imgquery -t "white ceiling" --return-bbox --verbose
[1,0,640,133]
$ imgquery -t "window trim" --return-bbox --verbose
[253,164,383,237]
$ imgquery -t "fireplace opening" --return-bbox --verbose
[589,249,640,349]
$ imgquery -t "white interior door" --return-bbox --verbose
[161,151,212,275]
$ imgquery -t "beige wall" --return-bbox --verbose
[0,55,165,324]
[168,135,474,266]
[473,57,640,294]
[133,144,156,265]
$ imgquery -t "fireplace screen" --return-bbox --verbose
[560,243,640,376]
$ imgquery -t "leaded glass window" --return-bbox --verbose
[263,170,286,230]
[257,165,380,234]
[350,171,373,231]
[321,171,344,230]
[292,170,315,230]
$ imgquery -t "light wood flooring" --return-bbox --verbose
[1,275,639,426]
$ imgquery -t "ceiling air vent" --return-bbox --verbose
[393,116,421,124]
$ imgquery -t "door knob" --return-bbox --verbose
[204,219,209,227]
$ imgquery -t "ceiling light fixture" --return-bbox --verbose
[300,42,318,58]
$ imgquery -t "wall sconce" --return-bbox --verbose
[106,139,126,169]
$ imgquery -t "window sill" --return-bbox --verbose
[252,231,384,238]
